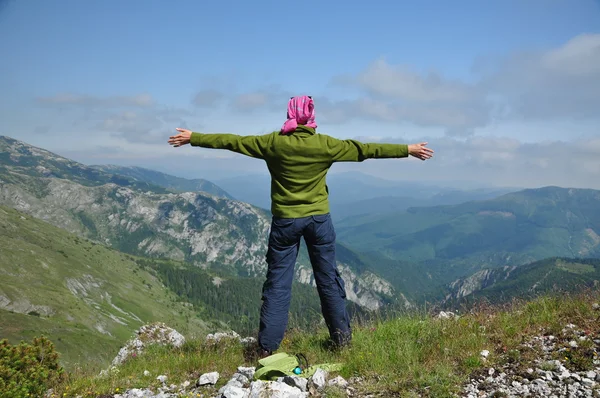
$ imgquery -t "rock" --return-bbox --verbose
[143,370,150,376]
[114,387,181,398]
[157,375,168,384]
[480,350,490,358]
[569,340,579,348]
[283,375,308,392]
[249,380,307,398]
[582,378,595,388]
[220,385,248,398]
[240,337,257,346]
[230,373,250,385]
[219,379,244,393]
[592,303,599,310]
[237,366,256,380]
[586,371,597,380]
[205,331,241,344]
[488,368,495,376]
[559,370,571,380]
[328,375,349,388]
[436,311,458,319]
[310,368,328,390]
[111,323,185,367]
[198,371,219,386]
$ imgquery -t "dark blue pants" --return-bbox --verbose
[258,213,352,352]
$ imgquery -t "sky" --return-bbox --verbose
[1,0,599,188]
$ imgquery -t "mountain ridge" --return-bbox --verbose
[0,135,396,310]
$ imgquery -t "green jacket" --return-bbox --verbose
[190,126,408,218]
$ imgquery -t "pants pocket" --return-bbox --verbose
[335,270,347,299]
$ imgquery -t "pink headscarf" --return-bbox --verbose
[280,95,317,135]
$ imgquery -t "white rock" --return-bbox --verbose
[230,373,250,385]
[585,371,596,380]
[437,311,458,319]
[181,380,190,388]
[143,370,150,376]
[592,303,599,310]
[240,337,257,345]
[282,375,308,392]
[581,378,595,388]
[205,331,240,344]
[157,375,168,383]
[311,368,328,390]
[111,323,185,366]
[249,380,307,398]
[488,368,496,376]
[328,375,348,388]
[480,350,490,358]
[219,379,243,393]
[237,366,256,380]
[198,371,219,386]
[220,385,248,398]
[559,370,571,380]
[569,340,578,348]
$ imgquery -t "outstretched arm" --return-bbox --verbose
[168,128,270,159]
[327,137,434,162]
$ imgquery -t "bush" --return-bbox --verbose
[0,336,65,398]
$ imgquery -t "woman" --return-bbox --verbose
[168,95,433,356]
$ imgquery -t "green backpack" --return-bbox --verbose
[253,352,343,381]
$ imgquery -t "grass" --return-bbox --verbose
[44,289,600,398]
[0,205,211,370]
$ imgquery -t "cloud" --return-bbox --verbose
[324,59,491,136]
[100,109,194,144]
[189,33,600,138]
[53,132,599,190]
[483,33,600,120]
[34,93,195,144]
[342,135,600,189]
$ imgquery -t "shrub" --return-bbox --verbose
[0,336,65,398]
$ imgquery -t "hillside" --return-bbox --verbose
[23,291,600,398]
[0,205,209,368]
[443,257,600,306]
[214,171,514,221]
[337,186,600,295]
[0,136,395,310]
[91,165,233,199]
[0,204,378,370]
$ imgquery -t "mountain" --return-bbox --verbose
[91,165,233,199]
[1,204,362,368]
[214,172,514,221]
[337,186,600,296]
[442,257,600,307]
[0,204,208,368]
[0,135,395,310]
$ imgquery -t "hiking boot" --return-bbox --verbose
[257,348,272,359]
[243,341,272,362]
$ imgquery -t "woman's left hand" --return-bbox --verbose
[168,128,192,147]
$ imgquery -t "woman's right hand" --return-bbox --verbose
[408,142,434,160]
